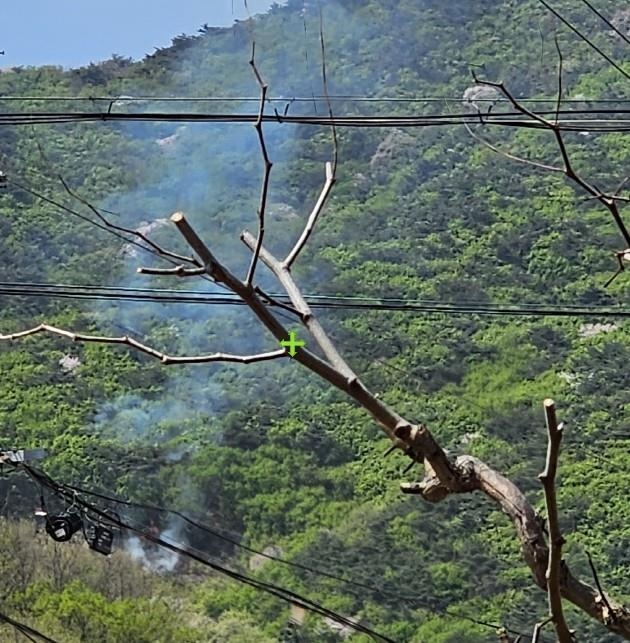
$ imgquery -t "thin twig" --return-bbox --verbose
[613,176,630,198]
[0,323,287,365]
[464,121,563,174]
[553,35,563,128]
[319,7,338,174]
[281,12,338,270]
[31,138,199,267]
[539,399,573,643]
[586,551,615,624]
[531,617,553,643]
[245,41,273,286]
[57,177,201,266]
[285,161,335,268]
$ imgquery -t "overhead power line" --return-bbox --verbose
[2,109,630,131]
[19,463,397,643]
[2,280,630,319]
[15,467,531,640]
[2,94,630,105]
[537,0,630,83]
[579,0,630,48]
[0,611,60,643]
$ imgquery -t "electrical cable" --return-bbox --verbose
[579,0,630,48]
[20,463,397,643]
[3,280,630,319]
[2,94,630,104]
[536,0,630,83]
[18,464,531,640]
[0,611,60,643]
[3,109,630,131]
[57,480,529,637]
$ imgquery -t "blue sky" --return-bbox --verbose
[1,1,279,69]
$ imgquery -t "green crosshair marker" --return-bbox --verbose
[280,330,305,357]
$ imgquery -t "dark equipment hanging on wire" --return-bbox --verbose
[85,522,114,555]
[45,508,83,542]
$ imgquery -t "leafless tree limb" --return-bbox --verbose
[242,229,355,379]
[553,36,563,128]
[539,399,573,642]
[471,75,630,253]
[55,173,200,267]
[613,176,630,198]
[318,7,338,174]
[0,323,287,365]
[464,121,564,174]
[400,411,630,639]
[285,161,336,268]
[245,42,273,286]
[531,617,552,643]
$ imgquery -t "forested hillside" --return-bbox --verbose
[2,1,630,641]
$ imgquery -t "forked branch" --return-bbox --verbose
[242,229,354,379]
[469,73,630,272]
[57,175,201,267]
[539,399,573,642]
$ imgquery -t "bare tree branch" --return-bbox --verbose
[318,6,338,175]
[56,175,201,267]
[245,42,273,286]
[400,429,630,638]
[539,399,573,642]
[464,121,564,174]
[472,76,630,251]
[279,16,338,271]
[531,617,552,643]
[285,161,336,268]
[242,229,355,379]
[0,324,287,365]
[553,36,563,128]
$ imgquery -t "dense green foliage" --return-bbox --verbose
[2,0,630,640]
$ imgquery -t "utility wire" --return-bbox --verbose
[579,0,630,48]
[59,480,528,637]
[0,611,60,643]
[2,94,630,104]
[537,0,630,83]
[20,463,397,643]
[16,467,530,639]
[3,109,630,131]
[3,280,630,319]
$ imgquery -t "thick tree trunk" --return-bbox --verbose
[402,453,630,639]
